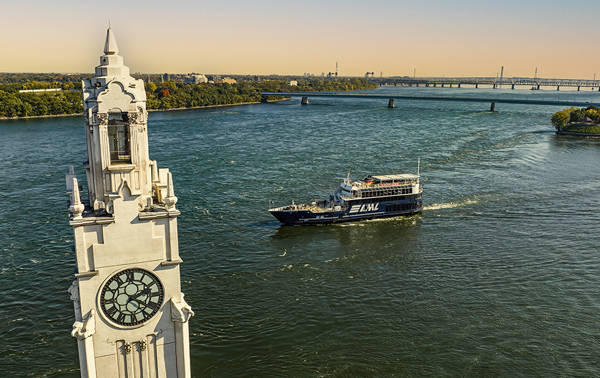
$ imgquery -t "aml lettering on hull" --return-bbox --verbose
[349,203,379,214]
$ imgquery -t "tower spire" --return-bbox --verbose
[104,27,119,55]
[68,27,193,377]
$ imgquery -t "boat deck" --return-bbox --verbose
[273,204,334,213]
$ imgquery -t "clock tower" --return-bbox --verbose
[65,28,193,378]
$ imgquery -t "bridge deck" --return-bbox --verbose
[262,92,600,107]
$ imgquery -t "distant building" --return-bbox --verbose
[213,77,237,84]
[18,88,62,93]
[289,80,298,86]
[184,74,208,84]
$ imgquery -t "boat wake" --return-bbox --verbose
[424,199,478,211]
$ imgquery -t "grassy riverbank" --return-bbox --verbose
[561,123,600,134]
[0,78,375,119]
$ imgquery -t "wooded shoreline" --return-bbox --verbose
[0,77,376,119]
[0,99,289,121]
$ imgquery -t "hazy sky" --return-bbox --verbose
[2,0,599,78]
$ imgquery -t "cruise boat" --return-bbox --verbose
[269,171,423,225]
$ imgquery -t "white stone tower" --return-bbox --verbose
[65,28,193,378]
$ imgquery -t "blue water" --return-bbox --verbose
[1,87,600,376]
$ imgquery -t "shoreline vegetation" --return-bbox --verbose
[0,99,289,120]
[0,75,376,120]
[552,106,600,136]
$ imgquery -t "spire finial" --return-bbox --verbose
[104,26,119,55]
[164,171,178,209]
[69,177,85,219]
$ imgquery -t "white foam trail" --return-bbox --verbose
[424,199,478,211]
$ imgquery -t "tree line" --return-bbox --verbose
[0,78,377,118]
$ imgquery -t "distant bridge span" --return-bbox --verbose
[262,91,600,108]
[371,77,600,91]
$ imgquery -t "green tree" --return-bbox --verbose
[551,110,570,130]
[570,108,586,122]
[585,108,600,122]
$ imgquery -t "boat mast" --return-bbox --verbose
[417,158,420,178]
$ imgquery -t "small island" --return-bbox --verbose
[552,106,600,137]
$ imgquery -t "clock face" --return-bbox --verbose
[99,268,164,327]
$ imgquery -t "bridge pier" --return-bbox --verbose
[557,85,560,91]
[457,83,461,88]
[388,99,395,108]
[490,102,496,112]
[301,96,309,105]
[511,84,515,90]
[475,83,478,89]
[425,83,429,87]
[493,83,497,89]
[416,83,419,87]
[433,83,436,87]
[441,83,444,88]
[578,86,581,91]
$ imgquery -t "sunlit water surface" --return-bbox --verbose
[1,87,600,376]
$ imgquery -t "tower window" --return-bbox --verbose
[108,112,130,163]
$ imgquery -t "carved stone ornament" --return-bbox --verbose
[97,113,108,125]
[122,343,132,355]
[68,281,79,302]
[71,309,96,340]
[170,293,194,323]
[127,112,139,124]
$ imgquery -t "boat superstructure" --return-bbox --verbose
[269,172,423,225]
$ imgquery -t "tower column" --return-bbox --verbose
[66,27,193,378]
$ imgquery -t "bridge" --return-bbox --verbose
[261,91,600,111]
[370,77,600,91]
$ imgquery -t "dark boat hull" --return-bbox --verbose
[270,196,423,225]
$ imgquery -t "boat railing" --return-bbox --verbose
[340,186,422,200]
[353,180,419,189]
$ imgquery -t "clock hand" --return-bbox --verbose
[128,297,149,307]
[130,288,150,300]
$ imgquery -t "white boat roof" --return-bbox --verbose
[371,174,419,181]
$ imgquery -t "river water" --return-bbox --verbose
[1,87,600,376]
